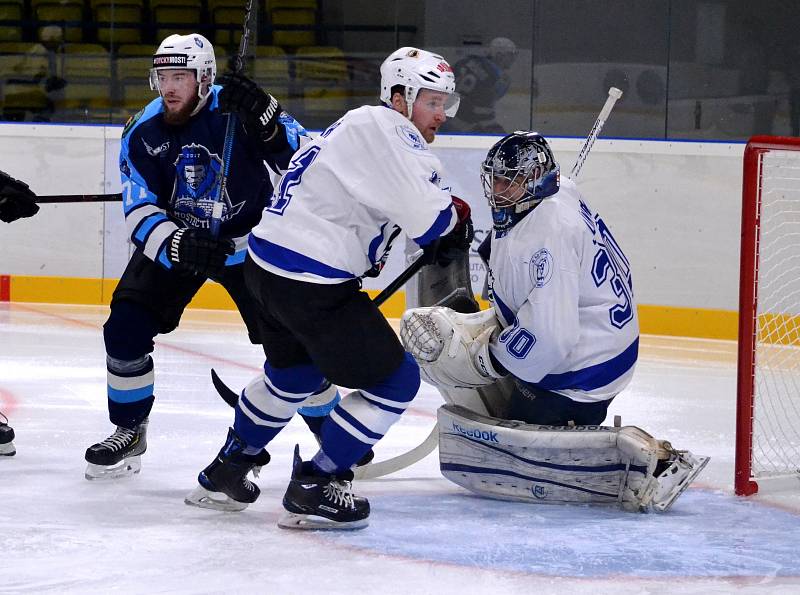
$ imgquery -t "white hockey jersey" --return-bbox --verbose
[487,177,639,403]
[247,105,457,283]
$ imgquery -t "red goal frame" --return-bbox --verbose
[735,135,800,496]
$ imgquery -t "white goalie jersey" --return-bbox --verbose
[248,105,457,283]
[487,177,639,403]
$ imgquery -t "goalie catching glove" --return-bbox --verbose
[400,306,505,389]
[217,72,286,152]
[167,228,234,277]
[0,170,39,223]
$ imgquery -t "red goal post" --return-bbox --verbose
[736,135,800,496]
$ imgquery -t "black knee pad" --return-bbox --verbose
[104,301,160,361]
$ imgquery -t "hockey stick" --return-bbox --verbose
[569,87,623,179]
[353,424,438,480]
[355,87,626,480]
[210,0,258,237]
[210,366,437,480]
[373,248,425,307]
[35,193,122,204]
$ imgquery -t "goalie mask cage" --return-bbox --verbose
[736,135,800,496]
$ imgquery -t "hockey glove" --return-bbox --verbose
[217,72,286,151]
[423,196,474,267]
[167,228,235,277]
[0,170,39,223]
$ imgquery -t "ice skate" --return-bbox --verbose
[84,418,148,480]
[185,427,270,512]
[0,413,16,457]
[278,445,370,530]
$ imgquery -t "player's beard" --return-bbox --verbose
[162,95,199,126]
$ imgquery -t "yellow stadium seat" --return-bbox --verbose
[213,5,246,48]
[95,3,143,45]
[35,1,84,43]
[154,5,201,40]
[56,43,112,109]
[294,45,347,81]
[0,1,23,42]
[269,3,315,48]
[150,0,201,9]
[294,46,347,120]
[0,41,50,79]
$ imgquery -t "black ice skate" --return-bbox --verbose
[0,412,16,457]
[184,427,270,512]
[278,445,370,530]
[84,418,148,480]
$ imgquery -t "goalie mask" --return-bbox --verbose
[150,33,216,104]
[380,47,460,120]
[481,131,560,233]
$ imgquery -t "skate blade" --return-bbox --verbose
[0,443,16,456]
[84,456,141,480]
[184,485,249,512]
[277,512,368,531]
[652,454,710,512]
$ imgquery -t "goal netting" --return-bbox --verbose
[736,136,800,496]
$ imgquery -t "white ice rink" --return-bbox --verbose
[2,302,800,595]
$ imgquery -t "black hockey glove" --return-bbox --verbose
[423,196,474,267]
[167,228,235,277]
[0,170,39,223]
[217,72,286,151]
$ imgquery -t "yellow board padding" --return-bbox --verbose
[6,275,740,340]
[637,304,738,341]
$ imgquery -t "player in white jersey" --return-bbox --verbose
[187,47,473,529]
[481,131,638,424]
[405,130,638,424]
[400,134,707,512]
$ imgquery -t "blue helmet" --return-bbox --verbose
[481,131,560,213]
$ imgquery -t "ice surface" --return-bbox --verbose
[2,303,799,594]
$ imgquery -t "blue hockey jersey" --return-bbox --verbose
[119,85,305,269]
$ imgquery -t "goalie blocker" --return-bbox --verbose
[438,404,708,512]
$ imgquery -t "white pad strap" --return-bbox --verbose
[401,306,504,389]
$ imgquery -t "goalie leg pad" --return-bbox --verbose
[437,405,708,512]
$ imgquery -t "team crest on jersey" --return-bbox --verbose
[530,248,553,288]
[395,125,426,151]
[171,143,243,228]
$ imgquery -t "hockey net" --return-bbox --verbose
[736,136,800,496]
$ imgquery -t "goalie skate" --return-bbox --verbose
[649,447,710,512]
[84,419,148,480]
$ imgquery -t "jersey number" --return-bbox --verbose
[267,145,321,215]
[499,321,536,360]
[591,217,634,329]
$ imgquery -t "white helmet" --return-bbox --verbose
[149,33,216,101]
[379,47,459,119]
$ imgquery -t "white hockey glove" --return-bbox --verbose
[400,306,505,389]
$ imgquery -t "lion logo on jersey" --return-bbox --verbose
[171,143,243,228]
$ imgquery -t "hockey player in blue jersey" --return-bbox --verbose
[1,169,40,456]
[186,47,473,528]
[0,169,39,224]
[83,33,327,481]
[401,132,708,512]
